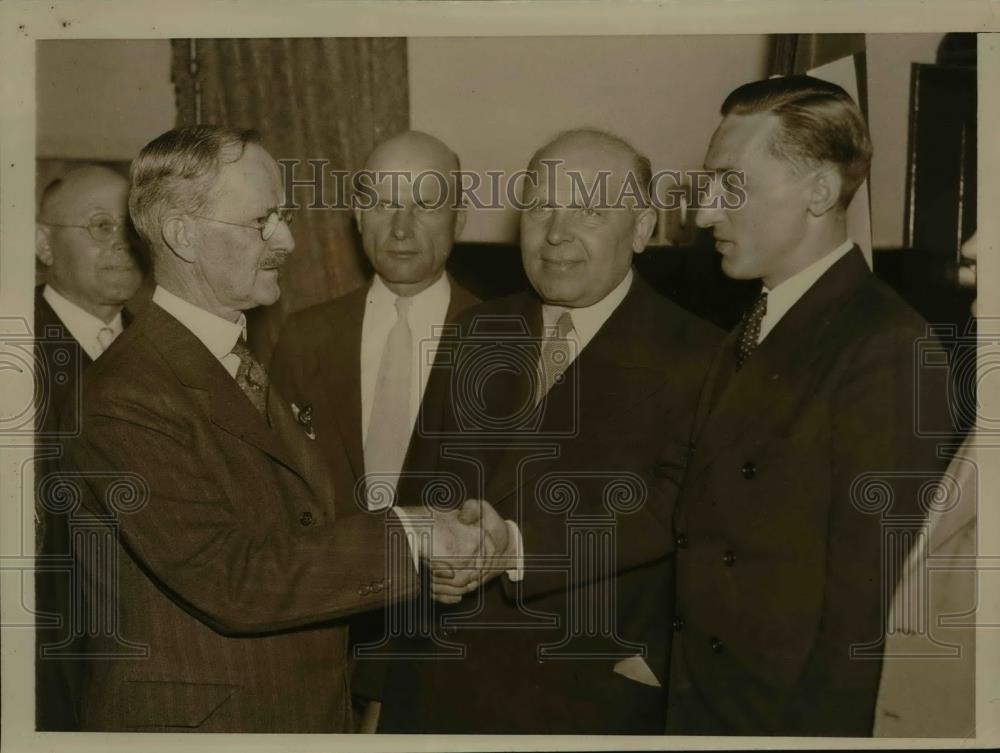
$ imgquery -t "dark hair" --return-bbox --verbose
[722,75,873,207]
[129,125,260,250]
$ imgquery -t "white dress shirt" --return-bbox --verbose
[539,267,634,375]
[43,284,124,361]
[152,285,247,377]
[757,239,854,344]
[360,273,451,446]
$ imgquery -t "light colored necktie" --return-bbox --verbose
[537,310,575,403]
[96,326,117,354]
[364,296,413,510]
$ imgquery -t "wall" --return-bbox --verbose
[36,39,175,160]
[865,33,947,248]
[409,35,772,242]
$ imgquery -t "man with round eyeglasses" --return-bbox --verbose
[34,164,143,731]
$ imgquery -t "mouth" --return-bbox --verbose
[540,258,584,272]
[258,255,288,272]
[715,239,734,253]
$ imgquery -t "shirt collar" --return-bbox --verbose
[760,239,855,341]
[542,268,634,350]
[42,284,123,360]
[152,285,247,361]
[367,272,451,322]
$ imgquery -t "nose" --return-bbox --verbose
[694,176,724,229]
[545,210,574,245]
[391,206,415,239]
[269,214,296,254]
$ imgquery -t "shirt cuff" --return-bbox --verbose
[505,519,524,582]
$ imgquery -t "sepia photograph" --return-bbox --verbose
[1,2,998,750]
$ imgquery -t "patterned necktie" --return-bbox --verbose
[736,291,768,368]
[364,296,413,510]
[96,326,117,354]
[537,310,575,403]
[231,339,269,417]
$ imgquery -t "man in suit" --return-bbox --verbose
[271,130,478,515]
[33,165,143,730]
[269,131,479,724]
[376,128,722,734]
[57,125,511,732]
[665,75,953,736]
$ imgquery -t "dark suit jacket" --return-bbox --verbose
[268,275,479,704]
[665,248,953,736]
[269,275,480,517]
[34,285,132,731]
[57,302,417,732]
[377,275,722,733]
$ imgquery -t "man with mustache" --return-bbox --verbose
[376,128,721,733]
[666,75,953,735]
[34,165,143,730]
[57,125,509,732]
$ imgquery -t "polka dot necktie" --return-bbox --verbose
[736,291,768,369]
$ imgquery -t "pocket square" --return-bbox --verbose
[613,655,662,688]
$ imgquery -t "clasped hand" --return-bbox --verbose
[420,499,517,604]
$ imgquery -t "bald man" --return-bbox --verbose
[269,131,480,718]
[376,129,721,733]
[34,165,142,730]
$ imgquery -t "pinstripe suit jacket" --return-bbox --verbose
[58,302,416,732]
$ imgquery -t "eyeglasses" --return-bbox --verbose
[191,208,295,241]
[39,214,125,243]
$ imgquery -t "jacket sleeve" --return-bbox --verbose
[60,409,419,637]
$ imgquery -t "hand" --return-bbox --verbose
[429,499,517,604]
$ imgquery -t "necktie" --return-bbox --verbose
[364,296,413,509]
[96,326,117,354]
[736,291,768,368]
[231,339,269,417]
[537,310,575,403]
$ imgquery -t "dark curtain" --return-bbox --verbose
[171,38,409,361]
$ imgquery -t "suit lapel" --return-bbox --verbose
[489,279,674,503]
[315,286,366,479]
[267,383,339,510]
[139,303,306,480]
[693,247,872,469]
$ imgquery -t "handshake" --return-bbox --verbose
[399,499,519,604]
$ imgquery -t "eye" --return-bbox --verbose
[579,207,600,218]
[378,200,398,211]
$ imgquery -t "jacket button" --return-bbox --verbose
[672,616,685,632]
[741,461,757,480]
[710,637,724,653]
[675,533,689,549]
[299,511,314,526]
[653,460,671,478]
[723,550,737,567]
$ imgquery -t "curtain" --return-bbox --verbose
[171,38,409,360]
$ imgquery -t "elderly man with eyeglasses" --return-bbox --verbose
[34,164,143,731]
[52,125,512,733]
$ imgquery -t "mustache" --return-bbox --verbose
[259,252,289,269]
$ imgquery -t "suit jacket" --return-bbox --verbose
[665,248,953,736]
[269,275,479,518]
[376,276,722,734]
[34,285,133,730]
[57,302,417,732]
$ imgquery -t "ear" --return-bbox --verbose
[162,216,197,263]
[631,207,658,255]
[35,224,54,267]
[452,205,467,240]
[807,166,843,217]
